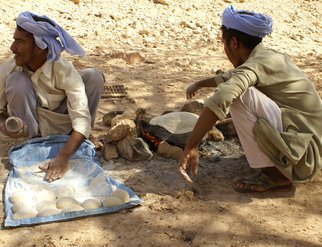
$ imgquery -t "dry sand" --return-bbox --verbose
[0,0,321,246]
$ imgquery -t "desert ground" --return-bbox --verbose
[0,0,322,246]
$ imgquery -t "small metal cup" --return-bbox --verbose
[5,117,24,135]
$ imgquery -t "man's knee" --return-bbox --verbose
[230,87,259,119]
[5,71,33,96]
[80,68,105,90]
[239,87,258,108]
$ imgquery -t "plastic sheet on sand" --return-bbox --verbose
[3,135,143,227]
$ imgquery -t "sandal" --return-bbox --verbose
[232,171,293,193]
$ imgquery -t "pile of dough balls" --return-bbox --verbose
[9,187,131,220]
[9,190,38,220]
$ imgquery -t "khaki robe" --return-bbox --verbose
[205,43,322,182]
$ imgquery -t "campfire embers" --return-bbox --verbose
[138,119,189,151]
[139,124,161,151]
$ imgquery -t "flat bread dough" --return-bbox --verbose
[149,112,199,134]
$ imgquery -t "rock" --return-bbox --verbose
[211,69,224,75]
[102,111,124,126]
[102,143,119,160]
[104,124,131,143]
[110,51,126,59]
[157,141,183,160]
[112,118,137,131]
[181,101,204,115]
[207,127,224,142]
[94,12,102,18]
[117,136,153,161]
[125,52,145,65]
[111,109,137,126]
[215,118,237,137]
[153,0,169,6]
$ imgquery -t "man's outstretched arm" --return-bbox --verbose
[179,107,218,183]
[39,130,85,182]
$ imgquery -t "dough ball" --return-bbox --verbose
[37,208,61,217]
[111,189,130,202]
[81,198,102,209]
[11,201,34,213]
[62,204,84,213]
[56,197,80,209]
[36,200,57,212]
[12,209,37,220]
[102,196,123,207]
[9,191,33,204]
[11,202,23,213]
[36,189,56,202]
[55,186,75,199]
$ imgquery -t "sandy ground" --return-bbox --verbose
[0,0,322,246]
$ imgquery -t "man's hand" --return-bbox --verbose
[39,157,69,182]
[38,130,85,182]
[186,83,200,99]
[178,148,200,183]
[186,77,217,99]
[178,107,219,183]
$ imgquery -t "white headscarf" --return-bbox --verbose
[16,11,86,61]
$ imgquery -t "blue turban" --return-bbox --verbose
[16,11,86,61]
[222,5,273,38]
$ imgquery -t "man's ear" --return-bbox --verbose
[230,37,239,49]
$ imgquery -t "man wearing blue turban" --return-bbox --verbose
[179,5,322,193]
[0,11,105,182]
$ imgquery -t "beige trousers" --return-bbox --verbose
[5,68,104,138]
[229,87,283,168]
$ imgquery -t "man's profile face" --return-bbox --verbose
[222,35,241,68]
[10,28,40,69]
